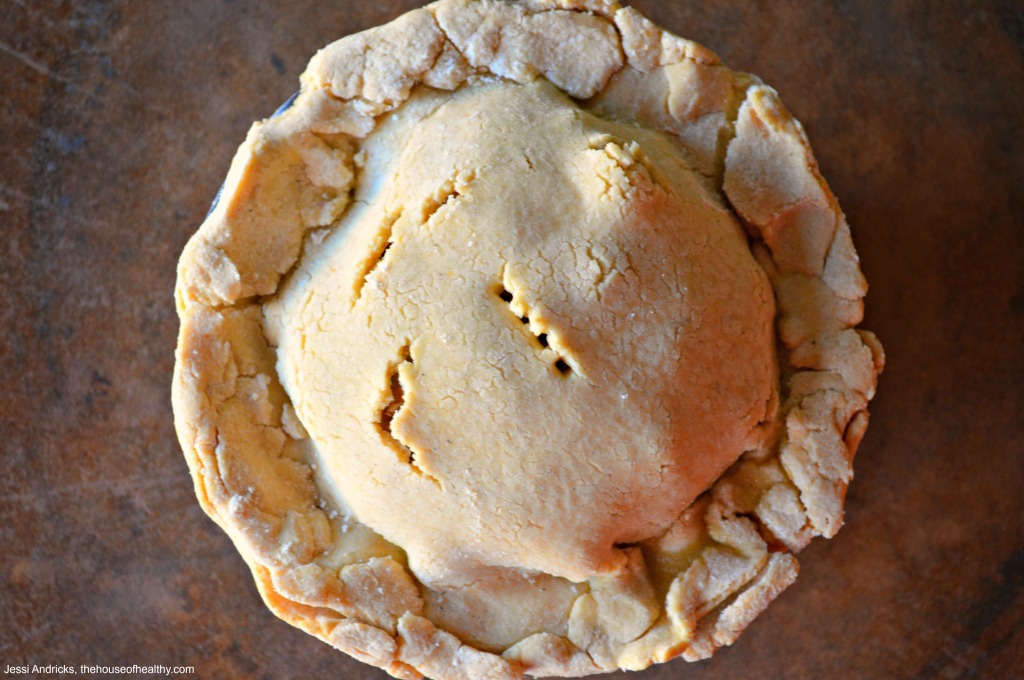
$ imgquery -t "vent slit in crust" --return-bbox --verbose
[496,274,574,376]
[421,175,470,222]
[353,210,403,305]
[375,343,439,486]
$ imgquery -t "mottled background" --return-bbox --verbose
[1,1,1021,678]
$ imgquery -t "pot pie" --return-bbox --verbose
[172,1,884,677]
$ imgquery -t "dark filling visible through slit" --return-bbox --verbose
[497,284,573,376]
[379,345,418,469]
[377,351,439,486]
[381,369,403,436]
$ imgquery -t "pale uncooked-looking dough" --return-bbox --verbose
[264,78,776,588]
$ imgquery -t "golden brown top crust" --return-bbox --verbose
[172,1,883,678]
[263,78,778,590]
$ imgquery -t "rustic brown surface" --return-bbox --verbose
[1,1,1022,678]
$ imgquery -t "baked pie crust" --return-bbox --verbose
[172,1,884,677]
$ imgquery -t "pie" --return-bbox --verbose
[172,1,884,677]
